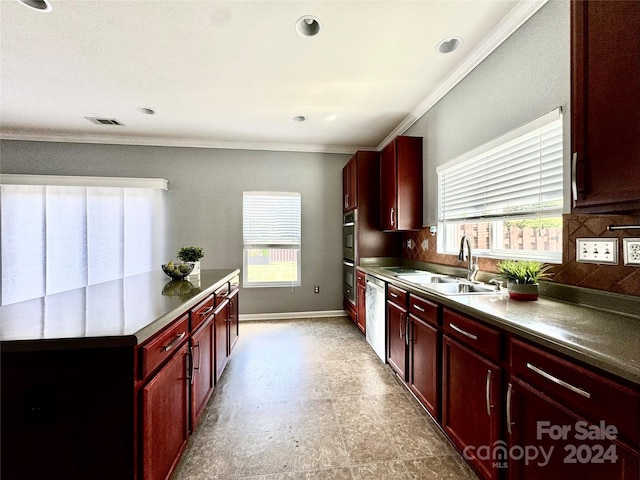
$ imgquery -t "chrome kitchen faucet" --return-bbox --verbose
[459,235,479,282]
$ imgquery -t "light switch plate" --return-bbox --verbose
[623,238,640,266]
[576,238,618,264]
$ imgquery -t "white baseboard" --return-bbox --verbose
[239,310,347,321]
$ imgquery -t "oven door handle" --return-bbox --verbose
[343,260,355,267]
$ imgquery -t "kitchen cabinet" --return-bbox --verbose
[355,270,366,334]
[507,338,640,480]
[408,294,440,419]
[571,0,640,212]
[386,284,409,381]
[442,309,502,480]
[214,298,230,382]
[343,154,358,211]
[228,287,239,354]
[141,342,190,480]
[379,136,423,231]
[189,295,215,433]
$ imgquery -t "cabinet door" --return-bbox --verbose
[409,314,439,418]
[214,299,230,382]
[342,156,357,211]
[572,0,640,212]
[443,336,501,480]
[228,289,239,354]
[507,377,639,480]
[379,141,397,230]
[190,319,214,432]
[356,283,366,334]
[141,343,189,480]
[387,300,408,381]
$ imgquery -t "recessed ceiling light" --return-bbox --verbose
[436,36,463,54]
[293,115,306,122]
[138,107,156,115]
[296,16,320,37]
[17,0,52,12]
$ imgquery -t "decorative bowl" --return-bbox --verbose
[162,262,194,279]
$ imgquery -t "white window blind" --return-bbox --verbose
[243,192,301,247]
[243,192,301,287]
[438,108,563,223]
[0,175,167,305]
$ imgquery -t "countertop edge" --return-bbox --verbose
[360,266,640,387]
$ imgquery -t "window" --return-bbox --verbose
[0,174,167,305]
[243,192,301,287]
[437,108,563,262]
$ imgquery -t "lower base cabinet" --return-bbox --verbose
[214,299,230,382]
[409,315,439,418]
[190,317,215,432]
[141,343,190,480]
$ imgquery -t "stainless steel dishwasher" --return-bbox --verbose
[365,274,386,362]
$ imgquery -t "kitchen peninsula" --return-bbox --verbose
[1,268,240,480]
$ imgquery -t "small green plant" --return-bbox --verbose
[176,246,204,263]
[497,260,553,284]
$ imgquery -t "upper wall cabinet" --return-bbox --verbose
[380,136,423,231]
[343,155,358,211]
[571,0,640,213]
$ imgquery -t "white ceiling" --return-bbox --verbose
[0,0,546,154]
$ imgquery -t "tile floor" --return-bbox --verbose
[172,317,480,480]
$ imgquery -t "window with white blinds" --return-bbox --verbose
[243,192,301,287]
[0,175,167,305]
[437,108,563,262]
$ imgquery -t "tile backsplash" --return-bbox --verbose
[401,214,640,297]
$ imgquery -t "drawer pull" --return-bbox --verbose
[526,362,591,399]
[413,304,425,312]
[390,292,399,298]
[199,306,213,316]
[506,383,514,435]
[163,332,186,351]
[485,369,494,416]
[449,322,478,341]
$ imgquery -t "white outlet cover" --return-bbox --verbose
[623,238,640,266]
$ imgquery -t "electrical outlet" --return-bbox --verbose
[623,238,640,266]
[314,285,320,294]
[576,238,618,265]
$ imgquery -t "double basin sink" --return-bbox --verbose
[381,267,503,296]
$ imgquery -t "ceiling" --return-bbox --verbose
[0,0,546,154]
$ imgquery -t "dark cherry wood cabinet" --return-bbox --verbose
[214,299,230,382]
[408,294,440,419]
[343,155,358,211]
[379,136,423,231]
[228,287,239,354]
[442,309,502,480]
[571,0,640,212]
[190,317,214,432]
[355,270,366,334]
[386,284,409,381]
[141,342,190,480]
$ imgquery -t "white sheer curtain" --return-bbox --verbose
[1,175,167,306]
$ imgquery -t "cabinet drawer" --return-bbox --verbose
[356,270,366,287]
[387,284,408,306]
[190,295,214,332]
[141,314,189,379]
[214,283,230,305]
[409,294,439,327]
[443,309,501,362]
[510,338,640,449]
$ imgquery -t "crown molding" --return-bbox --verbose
[0,130,365,155]
[376,0,549,151]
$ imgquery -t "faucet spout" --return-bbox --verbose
[459,235,479,282]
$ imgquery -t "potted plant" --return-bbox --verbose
[177,246,204,276]
[496,260,553,301]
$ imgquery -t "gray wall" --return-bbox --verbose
[0,140,349,314]
[406,0,570,225]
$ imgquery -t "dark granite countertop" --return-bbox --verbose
[0,268,240,351]
[361,266,640,387]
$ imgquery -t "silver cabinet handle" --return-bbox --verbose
[413,304,425,312]
[199,306,213,316]
[405,315,410,346]
[163,332,186,351]
[506,383,513,435]
[449,322,478,341]
[390,207,395,227]
[399,313,405,339]
[572,152,578,206]
[486,369,494,416]
[390,292,399,298]
[526,362,591,399]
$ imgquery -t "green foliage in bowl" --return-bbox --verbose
[162,261,194,279]
[497,260,553,285]
[177,246,204,263]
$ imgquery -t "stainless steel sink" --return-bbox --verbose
[382,267,429,274]
[423,282,499,295]
[396,273,447,283]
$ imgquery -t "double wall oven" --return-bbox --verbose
[343,211,356,303]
